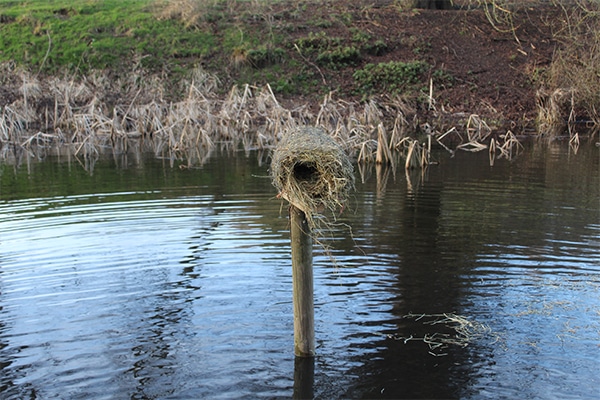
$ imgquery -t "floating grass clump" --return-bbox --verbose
[270,126,354,223]
[387,312,502,356]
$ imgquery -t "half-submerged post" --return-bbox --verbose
[290,205,315,357]
[270,126,354,358]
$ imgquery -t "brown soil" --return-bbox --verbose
[273,1,559,134]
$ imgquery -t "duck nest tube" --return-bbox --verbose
[271,127,355,220]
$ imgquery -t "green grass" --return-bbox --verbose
[0,0,213,74]
[0,0,305,94]
[0,0,419,97]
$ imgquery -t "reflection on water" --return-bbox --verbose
[0,144,598,399]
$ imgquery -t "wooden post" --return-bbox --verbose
[290,205,315,357]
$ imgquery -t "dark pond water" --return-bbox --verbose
[0,143,598,399]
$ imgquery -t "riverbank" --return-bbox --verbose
[1,1,598,166]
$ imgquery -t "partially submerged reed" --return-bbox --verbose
[1,64,530,169]
[0,65,410,167]
[434,113,524,164]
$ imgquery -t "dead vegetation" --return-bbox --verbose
[0,62,533,169]
[387,312,502,357]
[270,126,354,230]
[271,127,354,211]
[463,0,600,138]
[539,1,600,138]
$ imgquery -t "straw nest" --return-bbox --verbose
[270,126,354,220]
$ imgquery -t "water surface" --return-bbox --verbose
[0,144,598,399]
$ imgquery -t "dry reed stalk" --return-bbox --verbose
[498,131,523,159]
[1,106,26,142]
[428,77,435,111]
[0,110,7,141]
[256,84,296,147]
[187,65,221,94]
[346,123,372,157]
[0,65,530,169]
[567,91,577,137]
[536,88,572,136]
[421,138,430,167]
[389,112,410,149]
[19,72,41,125]
[362,99,384,126]
[223,85,253,142]
[589,106,599,136]
[466,114,491,142]
[50,79,82,134]
[395,136,426,169]
[489,137,497,165]
[357,139,377,163]
[21,131,56,151]
[435,126,462,154]
[404,139,419,169]
[376,123,392,164]
[316,92,344,131]
[405,140,417,169]
[437,115,490,152]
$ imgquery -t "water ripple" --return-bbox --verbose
[1,148,599,399]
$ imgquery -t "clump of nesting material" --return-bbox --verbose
[270,126,354,223]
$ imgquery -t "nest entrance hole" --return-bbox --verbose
[293,161,319,183]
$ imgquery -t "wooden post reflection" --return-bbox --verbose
[293,355,315,399]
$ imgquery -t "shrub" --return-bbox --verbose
[247,46,286,68]
[295,31,340,53]
[353,60,429,94]
[363,40,389,56]
[316,46,361,69]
